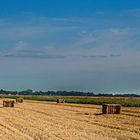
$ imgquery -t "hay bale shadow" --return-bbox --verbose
[94,113,103,116]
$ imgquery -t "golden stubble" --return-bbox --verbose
[0,100,139,140]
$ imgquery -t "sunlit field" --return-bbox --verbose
[0,99,139,140]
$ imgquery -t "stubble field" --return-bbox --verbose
[0,99,139,140]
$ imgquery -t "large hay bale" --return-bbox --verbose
[57,99,65,103]
[3,100,15,107]
[102,104,107,114]
[16,97,23,103]
[102,104,121,114]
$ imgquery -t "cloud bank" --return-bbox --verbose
[0,10,140,93]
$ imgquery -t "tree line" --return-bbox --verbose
[0,89,140,97]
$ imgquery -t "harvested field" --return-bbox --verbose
[0,99,139,140]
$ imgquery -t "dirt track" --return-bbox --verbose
[0,100,139,140]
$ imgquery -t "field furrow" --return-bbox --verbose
[0,99,139,140]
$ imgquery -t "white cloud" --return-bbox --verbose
[15,41,28,51]
[0,13,139,92]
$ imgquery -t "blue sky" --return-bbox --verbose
[0,0,140,94]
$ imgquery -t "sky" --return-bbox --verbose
[0,0,140,94]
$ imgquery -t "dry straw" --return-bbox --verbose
[16,97,24,103]
[57,98,65,103]
[3,100,15,107]
[102,104,121,114]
